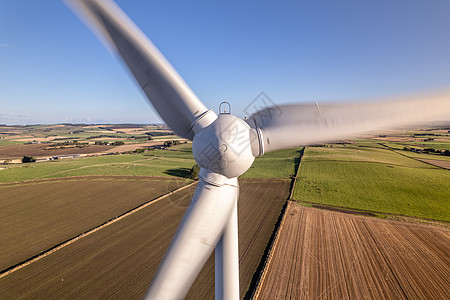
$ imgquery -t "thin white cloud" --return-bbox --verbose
[0,43,13,48]
[0,113,26,117]
[0,113,30,124]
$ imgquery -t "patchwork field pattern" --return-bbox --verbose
[2,124,449,299]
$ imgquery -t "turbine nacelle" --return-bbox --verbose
[193,114,255,181]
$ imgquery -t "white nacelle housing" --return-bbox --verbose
[192,114,255,179]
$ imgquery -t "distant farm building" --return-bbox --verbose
[51,154,81,160]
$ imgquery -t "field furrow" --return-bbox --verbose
[257,203,450,300]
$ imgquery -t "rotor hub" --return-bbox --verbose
[192,114,255,179]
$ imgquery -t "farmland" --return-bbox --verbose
[257,203,450,299]
[1,123,449,299]
[398,149,450,162]
[0,124,185,160]
[0,143,114,159]
[0,143,299,184]
[293,143,450,221]
[241,148,301,179]
[0,132,298,298]
[0,144,196,183]
[419,158,450,169]
[0,178,290,299]
[367,127,450,151]
[0,176,191,270]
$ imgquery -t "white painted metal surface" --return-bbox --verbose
[215,196,240,300]
[193,114,255,178]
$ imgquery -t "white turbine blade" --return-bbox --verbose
[246,89,450,154]
[215,193,240,300]
[145,173,238,300]
[65,0,217,139]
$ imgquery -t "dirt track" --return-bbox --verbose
[257,203,450,299]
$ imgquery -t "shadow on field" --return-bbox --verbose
[164,168,191,179]
[293,148,304,172]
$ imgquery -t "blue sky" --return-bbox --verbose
[1,0,449,125]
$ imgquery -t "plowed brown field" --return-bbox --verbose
[0,176,190,271]
[257,203,450,299]
[0,178,290,299]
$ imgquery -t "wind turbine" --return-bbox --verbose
[66,1,450,299]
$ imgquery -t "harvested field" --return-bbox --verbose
[107,127,146,134]
[0,143,113,159]
[107,141,172,153]
[419,158,450,169]
[257,203,450,299]
[12,136,68,142]
[0,178,290,299]
[0,176,191,270]
[106,140,188,152]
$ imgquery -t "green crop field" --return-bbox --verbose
[241,147,301,179]
[0,144,195,183]
[293,145,450,221]
[303,145,433,168]
[351,139,390,149]
[0,140,23,146]
[0,155,195,183]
